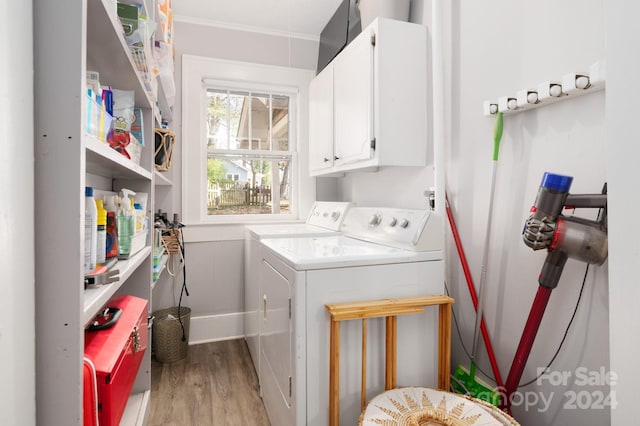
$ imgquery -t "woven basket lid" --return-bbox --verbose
[360,387,520,426]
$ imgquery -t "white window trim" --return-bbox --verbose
[182,55,316,225]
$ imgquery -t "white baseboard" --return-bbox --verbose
[188,312,245,345]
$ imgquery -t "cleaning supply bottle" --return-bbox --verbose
[117,189,136,259]
[84,187,98,273]
[104,195,119,259]
[95,199,107,265]
[134,202,146,234]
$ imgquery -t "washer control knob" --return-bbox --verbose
[389,217,398,227]
[331,211,341,222]
[323,211,329,217]
[369,214,382,227]
[400,219,410,228]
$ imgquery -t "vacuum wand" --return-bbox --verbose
[502,172,607,412]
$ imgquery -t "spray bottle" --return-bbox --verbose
[117,189,136,259]
[104,195,119,258]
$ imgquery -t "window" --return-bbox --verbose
[182,56,315,225]
[206,88,292,216]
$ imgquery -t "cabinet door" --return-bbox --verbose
[333,30,374,165]
[309,66,334,172]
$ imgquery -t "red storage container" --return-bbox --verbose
[84,295,148,426]
[83,357,99,426]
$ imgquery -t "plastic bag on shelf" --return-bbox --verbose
[118,10,157,95]
[108,89,135,158]
[157,0,173,44]
[125,133,143,164]
[112,89,135,133]
[154,41,175,107]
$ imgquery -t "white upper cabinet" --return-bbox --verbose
[333,28,374,166]
[309,65,334,172]
[309,18,428,176]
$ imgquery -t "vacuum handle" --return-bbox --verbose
[539,250,568,289]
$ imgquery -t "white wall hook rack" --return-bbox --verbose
[483,61,605,116]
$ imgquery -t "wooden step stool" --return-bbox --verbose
[325,295,454,426]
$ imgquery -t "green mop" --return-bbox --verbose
[450,112,504,406]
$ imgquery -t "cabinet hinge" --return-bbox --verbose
[288,298,292,319]
[289,376,292,397]
[371,33,376,46]
[370,138,376,150]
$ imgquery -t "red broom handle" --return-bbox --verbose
[445,194,504,391]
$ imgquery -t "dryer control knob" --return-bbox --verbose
[400,219,410,228]
[389,217,398,227]
[331,211,341,222]
[369,214,382,227]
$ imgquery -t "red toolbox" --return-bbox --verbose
[83,357,99,426]
[84,295,148,426]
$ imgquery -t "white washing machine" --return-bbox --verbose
[244,201,353,387]
[258,207,445,426]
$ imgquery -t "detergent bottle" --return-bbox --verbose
[104,195,119,258]
[117,189,136,259]
[95,199,107,265]
[84,187,97,273]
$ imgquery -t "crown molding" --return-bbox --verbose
[174,15,320,42]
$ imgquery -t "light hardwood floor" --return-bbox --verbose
[149,339,271,426]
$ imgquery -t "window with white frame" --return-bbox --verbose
[181,55,315,225]
[206,87,293,216]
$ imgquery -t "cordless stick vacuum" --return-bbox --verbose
[501,172,608,412]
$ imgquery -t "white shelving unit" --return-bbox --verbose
[151,252,170,291]
[152,21,176,289]
[34,0,174,424]
[154,169,173,186]
[83,247,152,326]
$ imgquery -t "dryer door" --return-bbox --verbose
[260,259,293,407]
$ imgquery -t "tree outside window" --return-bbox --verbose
[205,88,292,215]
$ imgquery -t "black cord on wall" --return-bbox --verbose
[445,261,591,388]
[176,225,189,341]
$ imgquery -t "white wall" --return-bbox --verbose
[153,20,323,342]
[0,0,35,424]
[392,1,607,425]
[449,2,608,424]
[166,3,618,424]
[606,1,640,425]
[337,0,609,424]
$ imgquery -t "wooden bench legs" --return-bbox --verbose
[326,295,454,426]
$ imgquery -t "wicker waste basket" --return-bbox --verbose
[152,306,191,363]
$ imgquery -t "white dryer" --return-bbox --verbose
[258,207,445,426]
[244,201,353,386]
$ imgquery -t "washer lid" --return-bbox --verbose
[246,223,339,239]
[261,235,443,270]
